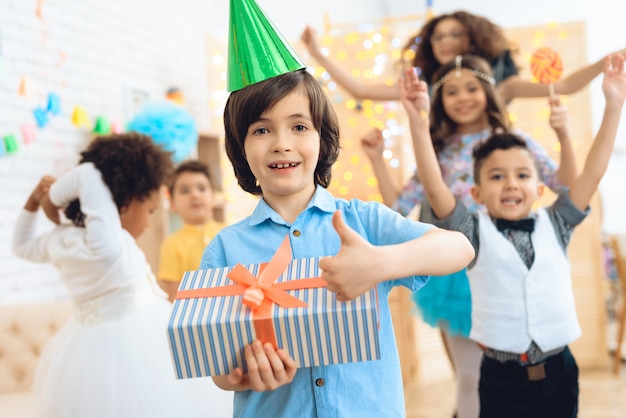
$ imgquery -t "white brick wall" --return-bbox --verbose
[0,0,217,303]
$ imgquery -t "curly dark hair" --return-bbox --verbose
[65,132,173,226]
[402,11,511,84]
[169,159,212,195]
[223,69,340,196]
[429,55,510,153]
[472,133,534,184]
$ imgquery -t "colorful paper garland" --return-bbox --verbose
[21,123,37,145]
[0,0,123,159]
[46,92,61,115]
[33,107,49,128]
[71,106,91,128]
[93,116,111,134]
[3,135,19,154]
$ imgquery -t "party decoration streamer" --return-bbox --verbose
[71,106,91,128]
[3,135,19,154]
[46,92,61,115]
[110,121,124,134]
[21,123,37,145]
[92,116,111,134]
[18,76,34,97]
[33,107,49,128]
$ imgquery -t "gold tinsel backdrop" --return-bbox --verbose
[301,14,425,204]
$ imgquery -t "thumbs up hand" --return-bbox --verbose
[318,211,386,301]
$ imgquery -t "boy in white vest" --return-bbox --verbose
[399,53,625,418]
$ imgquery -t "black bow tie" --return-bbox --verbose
[495,218,535,233]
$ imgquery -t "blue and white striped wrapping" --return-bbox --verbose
[167,257,380,378]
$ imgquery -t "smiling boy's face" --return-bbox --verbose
[470,147,544,221]
[170,171,214,226]
[243,88,320,208]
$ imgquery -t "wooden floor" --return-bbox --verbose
[404,321,626,418]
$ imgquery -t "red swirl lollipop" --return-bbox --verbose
[530,47,563,97]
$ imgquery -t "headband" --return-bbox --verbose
[431,55,496,95]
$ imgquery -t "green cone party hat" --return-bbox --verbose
[227,0,305,92]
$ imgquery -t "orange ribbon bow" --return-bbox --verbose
[175,235,327,348]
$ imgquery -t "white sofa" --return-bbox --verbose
[0,301,73,418]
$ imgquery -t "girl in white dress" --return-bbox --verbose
[12,132,233,418]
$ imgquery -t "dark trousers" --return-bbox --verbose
[479,346,579,418]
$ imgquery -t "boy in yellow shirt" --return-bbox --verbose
[157,160,223,301]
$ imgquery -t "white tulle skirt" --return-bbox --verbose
[34,278,233,418]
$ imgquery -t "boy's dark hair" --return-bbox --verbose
[430,54,510,153]
[402,11,511,84]
[223,69,340,195]
[472,133,531,184]
[65,132,173,226]
[169,159,212,195]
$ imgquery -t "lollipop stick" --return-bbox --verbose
[549,83,556,100]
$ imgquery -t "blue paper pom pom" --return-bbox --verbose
[127,102,198,163]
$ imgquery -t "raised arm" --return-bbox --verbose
[48,163,124,258]
[548,96,577,186]
[300,25,399,101]
[360,128,401,206]
[23,175,56,213]
[497,47,626,103]
[319,211,474,301]
[569,54,626,211]
[399,67,456,220]
[12,176,57,262]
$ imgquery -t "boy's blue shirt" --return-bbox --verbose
[201,186,433,418]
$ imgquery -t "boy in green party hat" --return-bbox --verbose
[200,0,475,416]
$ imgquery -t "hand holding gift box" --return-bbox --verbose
[167,234,380,379]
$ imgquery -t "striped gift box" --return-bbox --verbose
[167,257,380,378]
